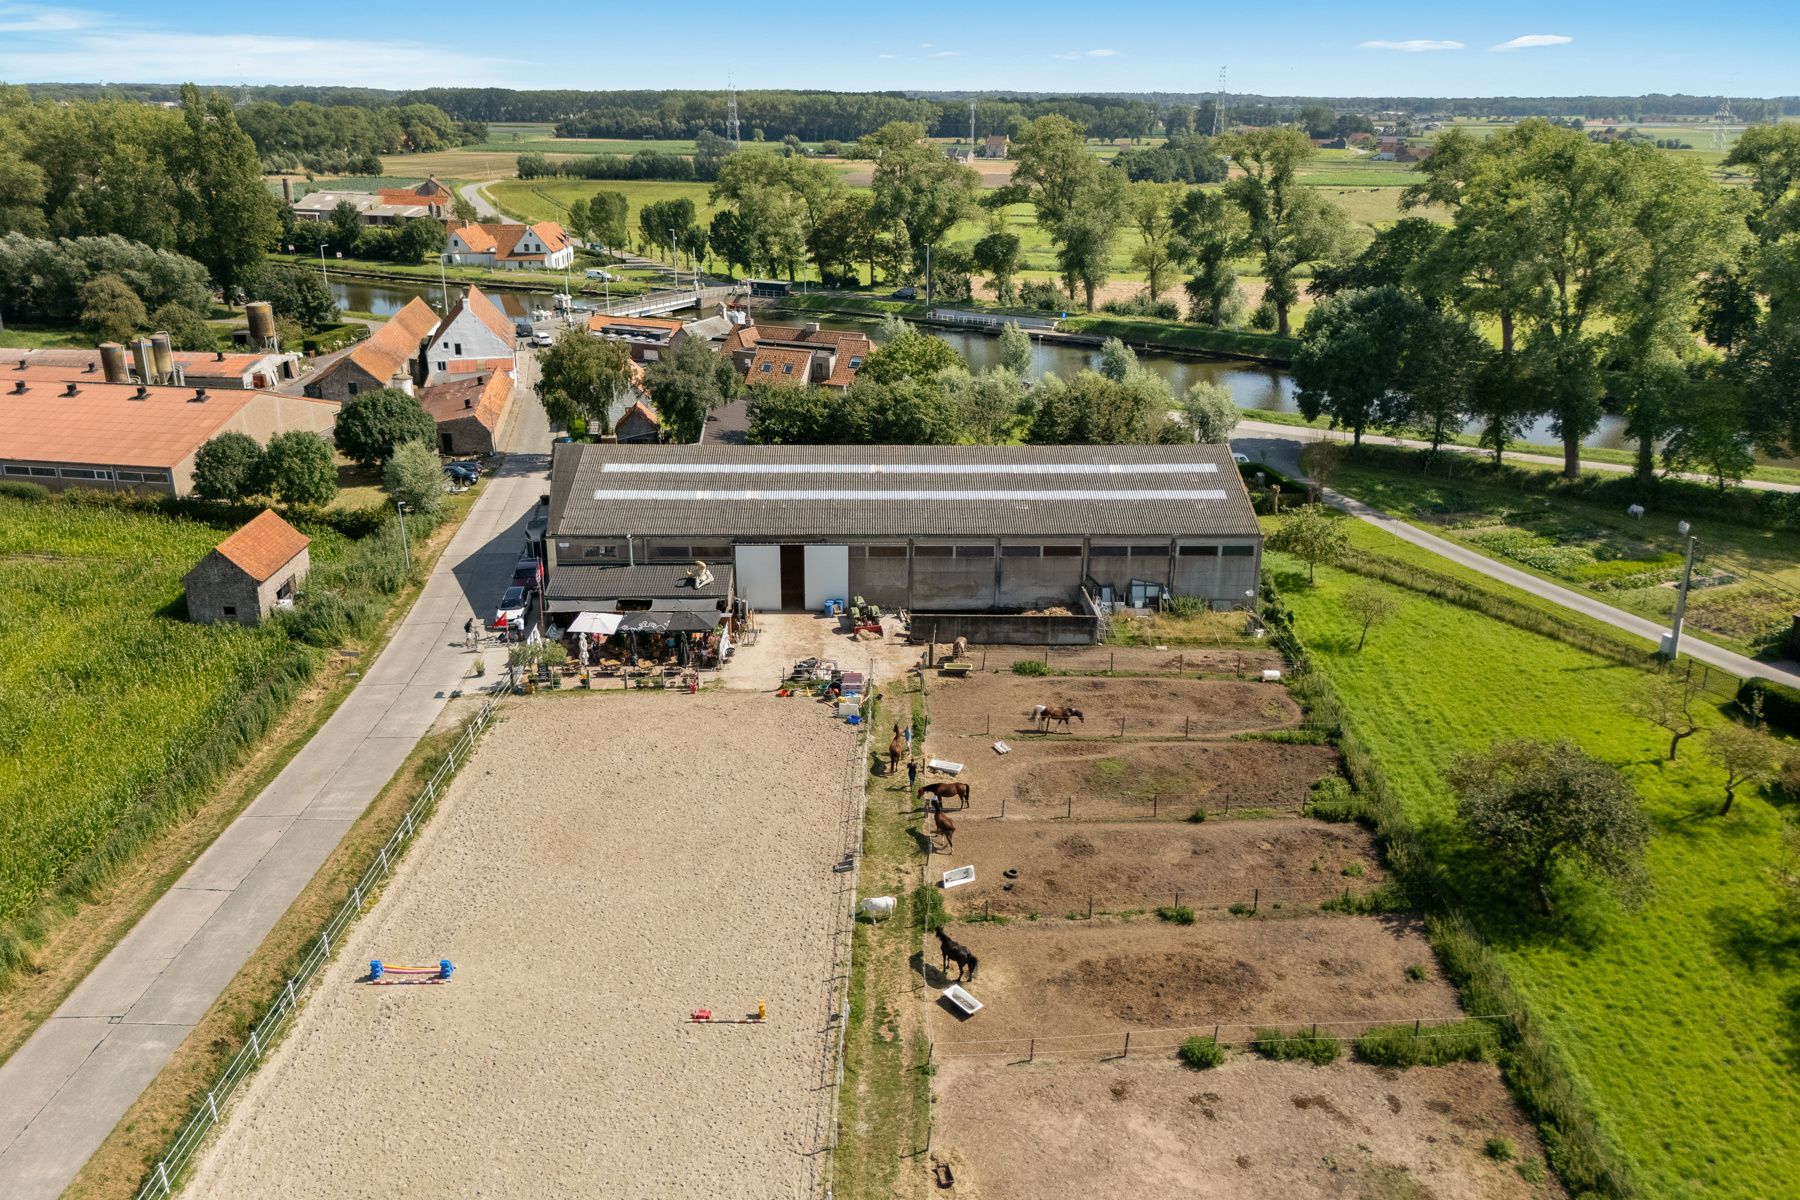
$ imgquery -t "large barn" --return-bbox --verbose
[546,445,1262,624]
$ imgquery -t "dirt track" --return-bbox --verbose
[933,1057,1565,1200]
[183,692,858,1200]
[926,674,1303,738]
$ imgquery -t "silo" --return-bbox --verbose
[150,332,174,382]
[131,338,156,386]
[246,302,277,349]
[98,342,129,384]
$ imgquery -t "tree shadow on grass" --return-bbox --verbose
[1710,899,1800,1071]
[1431,838,1618,956]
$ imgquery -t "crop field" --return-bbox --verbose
[0,498,338,933]
[1274,546,1800,1198]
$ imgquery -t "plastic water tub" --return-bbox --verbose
[941,865,975,889]
[942,984,983,1016]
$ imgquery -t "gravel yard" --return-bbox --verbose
[183,691,858,1200]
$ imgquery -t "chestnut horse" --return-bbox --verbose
[933,810,957,851]
[919,781,971,811]
[1029,704,1084,732]
[888,725,906,775]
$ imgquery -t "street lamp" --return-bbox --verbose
[318,243,330,290]
[395,500,410,568]
[1664,520,1697,660]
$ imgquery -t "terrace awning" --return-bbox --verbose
[615,610,718,635]
[566,611,625,635]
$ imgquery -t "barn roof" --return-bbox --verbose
[209,510,310,581]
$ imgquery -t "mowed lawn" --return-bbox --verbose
[0,499,333,927]
[1276,543,1799,1199]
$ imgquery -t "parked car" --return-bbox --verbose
[444,461,481,485]
[585,268,618,281]
[512,555,544,595]
[891,286,918,300]
[1231,452,1251,465]
[513,319,533,338]
[531,331,554,347]
[494,585,529,628]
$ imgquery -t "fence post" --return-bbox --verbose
[1087,896,1093,919]
[1118,717,1125,738]
[1110,651,1115,673]
[1000,794,1007,818]
[1174,890,1180,910]
[986,713,991,735]
[1184,715,1190,739]
[1028,1037,1035,1062]
[1152,794,1158,818]
[1123,1031,1131,1058]
[1066,795,1072,819]
[1414,1018,1421,1036]
[1253,888,1259,913]
[157,1161,172,1196]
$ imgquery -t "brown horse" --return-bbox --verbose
[888,724,906,775]
[919,781,971,810]
[1029,704,1084,732]
[933,810,957,851]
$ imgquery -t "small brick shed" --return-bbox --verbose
[184,509,311,626]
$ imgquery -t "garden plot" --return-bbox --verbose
[924,917,1456,1053]
[936,818,1385,918]
[932,1056,1564,1200]
[925,673,1303,738]
[958,738,1339,819]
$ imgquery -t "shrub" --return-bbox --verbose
[910,882,947,932]
[1011,658,1050,676]
[1318,883,1409,913]
[1020,279,1071,312]
[1185,807,1207,823]
[1353,1020,1496,1067]
[1516,1158,1547,1185]
[1341,862,1365,878]
[1156,904,1196,925]
[1405,962,1428,982]
[1227,901,1252,916]
[1485,1136,1517,1161]
[1251,1027,1340,1066]
[1740,677,1800,738]
[0,480,49,501]
[1178,1035,1226,1069]
[1304,775,1361,822]
[1101,292,1181,320]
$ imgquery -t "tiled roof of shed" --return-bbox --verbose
[210,510,309,581]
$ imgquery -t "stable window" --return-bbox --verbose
[140,472,169,483]
[954,545,993,558]
[1222,545,1255,557]
[1089,545,1129,557]
[1131,545,1166,557]
[24,466,54,477]
[691,546,730,559]
[346,383,360,396]
[866,545,907,558]
[3,465,29,476]
[913,545,953,558]
[654,545,692,559]
[1178,544,1220,557]
[221,606,237,617]
[59,468,110,480]
[1042,545,1082,557]
[1000,545,1040,558]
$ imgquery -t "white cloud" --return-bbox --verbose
[0,24,528,87]
[0,3,87,33]
[929,50,960,58]
[1358,39,1464,52]
[1491,34,1573,51]
[878,53,897,60]
[1053,48,1123,60]
[919,42,933,49]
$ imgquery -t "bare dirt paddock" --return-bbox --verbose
[962,643,1284,677]
[933,1057,1565,1200]
[940,737,1339,819]
[183,692,858,1200]
[926,674,1303,739]
[924,917,1458,1051]
[938,818,1387,918]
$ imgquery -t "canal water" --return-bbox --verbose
[331,277,1643,450]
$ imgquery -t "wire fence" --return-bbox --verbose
[131,694,498,1200]
[809,659,875,1200]
[955,787,1316,820]
[927,1012,1517,1063]
[942,879,1389,922]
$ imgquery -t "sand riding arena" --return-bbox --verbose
[183,692,861,1200]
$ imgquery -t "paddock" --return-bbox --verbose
[925,673,1305,739]
[182,693,858,1199]
[931,1057,1565,1200]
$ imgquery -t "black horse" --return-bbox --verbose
[936,927,978,982]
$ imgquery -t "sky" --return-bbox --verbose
[0,0,1795,96]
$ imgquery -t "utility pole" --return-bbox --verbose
[1664,521,1697,660]
[924,243,932,311]
[319,244,330,291]
[969,100,976,160]
[395,500,410,568]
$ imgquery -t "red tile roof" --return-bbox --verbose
[748,347,812,382]
[211,509,310,582]
[419,372,513,431]
[449,222,570,262]
[345,298,438,386]
[450,223,498,254]
[438,285,516,347]
[588,314,683,336]
[0,381,331,469]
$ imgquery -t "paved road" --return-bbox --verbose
[1231,427,1800,689]
[457,179,502,220]
[1234,418,1800,495]
[0,458,550,1200]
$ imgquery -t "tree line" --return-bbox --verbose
[237,100,483,175]
[1286,117,1800,490]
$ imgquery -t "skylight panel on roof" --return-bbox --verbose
[591,489,1229,502]
[595,462,1218,476]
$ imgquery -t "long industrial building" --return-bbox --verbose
[545,444,1262,618]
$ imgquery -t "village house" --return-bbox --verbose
[586,314,685,364]
[183,510,310,627]
[445,222,574,271]
[302,298,439,401]
[722,322,871,392]
[292,178,453,228]
[982,134,1010,159]
[0,378,337,496]
[427,285,517,381]
[418,371,514,455]
[614,399,661,444]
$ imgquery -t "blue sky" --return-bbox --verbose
[0,0,1793,95]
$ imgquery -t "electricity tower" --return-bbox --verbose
[1712,97,1733,151]
[1211,67,1228,138]
[727,77,741,145]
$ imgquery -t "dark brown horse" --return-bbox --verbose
[1029,704,1084,732]
[936,927,978,981]
[918,781,971,810]
[888,724,905,775]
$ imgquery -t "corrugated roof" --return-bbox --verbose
[549,445,1261,540]
[0,381,332,468]
[545,563,734,601]
[210,509,310,582]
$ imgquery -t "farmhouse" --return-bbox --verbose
[982,134,1010,159]
[5,346,302,391]
[722,322,871,391]
[183,509,310,626]
[445,222,574,270]
[586,314,685,364]
[614,398,661,444]
[426,285,516,381]
[418,371,513,455]
[0,379,337,496]
[303,298,439,400]
[293,184,449,227]
[546,445,1262,625]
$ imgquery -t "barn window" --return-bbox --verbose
[1089,545,1128,557]
[913,545,953,558]
[654,545,692,559]
[1001,545,1040,558]
[1131,545,1165,557]
[1042,545,1082,557]
[866,545,907,558]
[954,545,993,558]
[221,606,237,617]
[1222,545,1255,557]
[1178,545,1219,557]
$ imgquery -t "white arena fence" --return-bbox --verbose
[132,694,499,1200]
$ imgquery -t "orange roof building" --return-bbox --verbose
[586,313,685,363]
[0,378,338,496]
[445,222,574,270]
[304,298,439,402]
[725,322,872,391]
[4,347,302,390]
[183,510,312,626]
[419,371,515,455]
[426,285,518,382]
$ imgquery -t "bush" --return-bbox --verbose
[1163,595,1207,618]
[1019,279,1071,312]
[1011,658,1050,676]
[1485,1136,1517,1161]
[0,480,49,501]
[1155,904,1196,925]
[1178,1035,1226,1069]
[1304,776,1361,822]
[1101,292,1181,320]
[1185,808,1207,823]
[1353,1020,1496,1067]
[910,882,947,932]
[1251,1027,1340,1066]
[1739,677,1800,738]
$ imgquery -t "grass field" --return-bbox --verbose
[0,499,341,929]
[1274,529,1800,1199]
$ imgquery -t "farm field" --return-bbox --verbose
[1327,455,1800,660]
[1274,551,1800,1198]
[938,818,1385,918]
[0,498,332,938]
[934,735,1339,819]
[934,1056,1562,1200]
[183,691,858,1199]
[924,671,1303,738]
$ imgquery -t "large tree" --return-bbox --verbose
[262,430,338,506]
[1448,738,1648,914]
[1290,286,1422,446]
[1221,127,1349,336]
[1010,115,1127,310]
[191,432,265,502]
[333,387,437,467]
[643,335,741,443]
[860,319,965,383]
[858,122,979,280]
[1265,504,1349,584]
[1126,182,1184,302]
[1172,188,1249,328]
[972,228,1024,304]
[537,330,636,436]
[382,438,443,516]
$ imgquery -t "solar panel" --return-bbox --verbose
[591,489,1230,502]
[595,462,1218,476]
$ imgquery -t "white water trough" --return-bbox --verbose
[941,865,976,889]
[941,984,982,1016]
[992,741,1010,755]
[927,758,964,775]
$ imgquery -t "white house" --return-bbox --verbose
[427,285,517,381]
[445,222,574,271]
